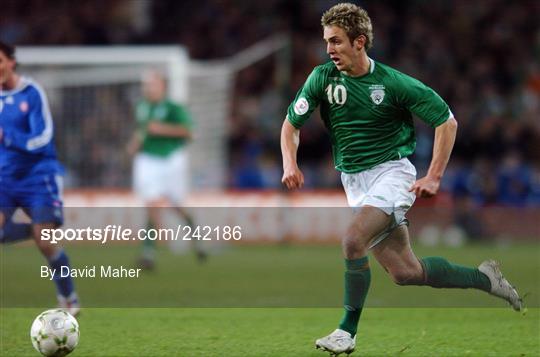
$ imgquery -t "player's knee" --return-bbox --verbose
[33,232,57,256]
[342,235,368,259]
[342,225,372,258]
[390,269,421,286]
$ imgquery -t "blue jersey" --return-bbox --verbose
[0,77,64,225]
[0,76,62,179]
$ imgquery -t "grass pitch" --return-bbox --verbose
[2,308,538,356]
[1,243,539,356]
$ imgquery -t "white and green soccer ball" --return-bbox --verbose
[30,309,80,357]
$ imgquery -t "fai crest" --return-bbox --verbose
[370,89,385,105]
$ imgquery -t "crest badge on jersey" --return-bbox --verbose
[369,84,386,105]
[294,97,309,115]
[370,89,385,105]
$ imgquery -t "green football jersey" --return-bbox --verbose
[287,59,451,173]
[136,99,192,157]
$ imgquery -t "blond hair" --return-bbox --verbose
[321,3,373,50]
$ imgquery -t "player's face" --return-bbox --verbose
[142,72,166,102]
[0,51,16,88]
[324,25,364,75]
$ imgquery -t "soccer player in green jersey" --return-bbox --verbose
[280,4,522,355]
[128,70,205,269]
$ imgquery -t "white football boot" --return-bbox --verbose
[315,329,356,356]
[478,260,522,311]
[58,293,81,317]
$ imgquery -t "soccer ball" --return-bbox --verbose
[30,309,80,357]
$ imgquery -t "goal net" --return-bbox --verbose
[17,35,289,190]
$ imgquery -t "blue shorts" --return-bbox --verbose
[0,173,64,226]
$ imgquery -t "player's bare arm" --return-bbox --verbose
[410,117,458,198]
[280,118,304,190]
[146,121,192,139]
[126,131,142,156]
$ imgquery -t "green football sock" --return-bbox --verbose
[421,256,491,292]
[141,221,157,260]
[184,214,195,229]
[338,256,371,337]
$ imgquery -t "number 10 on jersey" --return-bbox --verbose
[326,84,347,105]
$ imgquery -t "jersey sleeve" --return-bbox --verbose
[286,66,325,129]
[2,84,53,152]
[392,71,452,128]
[135,101,146,124]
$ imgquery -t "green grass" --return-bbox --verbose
[1,243,539,356]
[1,244,539,308]
[2,308,538,356]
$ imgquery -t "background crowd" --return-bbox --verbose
[2,0,539,206]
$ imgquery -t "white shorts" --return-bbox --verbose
[341,158,417,247]
[133,149,189,204]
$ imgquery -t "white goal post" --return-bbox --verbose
[17,46,189,101]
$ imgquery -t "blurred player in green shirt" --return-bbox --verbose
[128,70,205,269]
[280,3,522,355]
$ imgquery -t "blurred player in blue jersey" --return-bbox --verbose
[0,41,80,315]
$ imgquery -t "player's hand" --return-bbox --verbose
[409,175,440,198]
[282,165,304,190]
[126,141,139,157]
[146,121,165,135]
